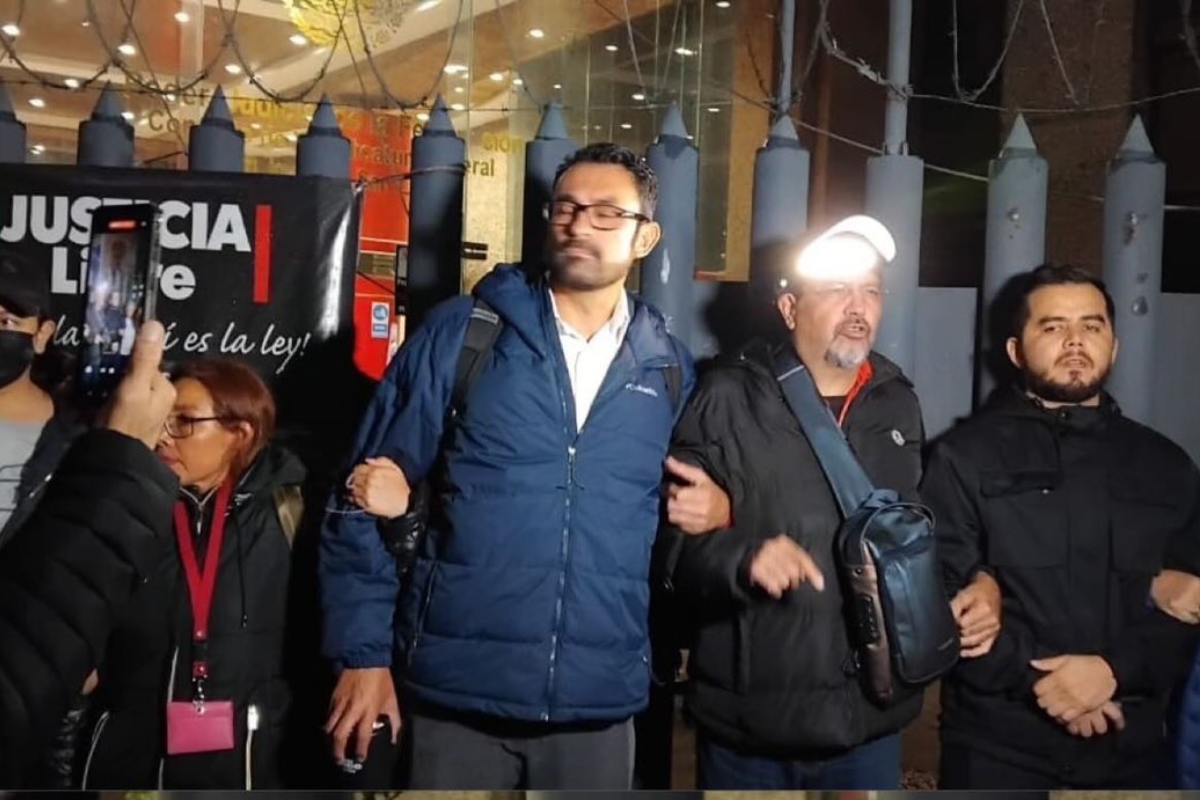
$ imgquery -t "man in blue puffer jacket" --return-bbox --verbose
[319,143,697,789]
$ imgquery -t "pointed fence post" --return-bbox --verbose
[188,86,244,173]
[1102,116,1166,425]
[0,80,26,164]
[641,103,698,347]
[750,115,810,302]
[978,114,1048,401]
[522,103,576,267]
[78,84,134,167]
[407,96,466,331]
[866,0,921,377]
[297,94,350,179]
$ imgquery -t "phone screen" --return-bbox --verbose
[80,206,159,403]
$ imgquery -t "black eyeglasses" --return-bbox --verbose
[164,414,235,439]
[543,200,649,230]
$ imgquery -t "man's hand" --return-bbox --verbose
[325,667,401,764]
[348,457,411,519]
[747,535,825,599]
[1031,654,1117,723]
[664,456,731,536]
[1151,569,1200,624]
[1065,700,1124,738]
[100,321,176,449]
[951,571,1002,657]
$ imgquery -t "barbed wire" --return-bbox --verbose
[950,0,1023,103]
[355,0,467,110]
[491,0,546,107]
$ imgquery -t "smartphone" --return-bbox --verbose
[79,203,162,404]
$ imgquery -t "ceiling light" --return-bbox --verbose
[454,86,464,94]
[450,102,466,111]
[64,78,80,89]
[225,63,243,74]
[675,47,695,56]
[528,28,545,39]
[716,0,730,6]
[605,44,618,52]
[2,23,20,37]
[121,111,135,121]
[174,11,190,22]
[489,72,504,82]
[28,97,45,108]
[512,78,524,86]
[707,106,720,112]
[553,83,562,89]
[631,92,645,101]
[416,112,429,121]
[118,42,136,56]
[620,123,632,130]
[290,34,307,46]
[443,63,467,75]
[415,0,441,9]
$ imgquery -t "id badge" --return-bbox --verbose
[166,699,236,755]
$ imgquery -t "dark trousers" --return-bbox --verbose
[697,731,901,790]
[938,742,1173,790]
[403,703,634,790]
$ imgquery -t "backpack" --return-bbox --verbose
[381,297,683,576]
[773,348,959,706]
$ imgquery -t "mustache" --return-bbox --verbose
[835,315,872,336]
[556,239,601,258]
[1056,351,1094,367]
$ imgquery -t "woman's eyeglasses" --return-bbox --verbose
[164,414,234,439]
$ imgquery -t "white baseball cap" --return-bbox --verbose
[792,214,897,284]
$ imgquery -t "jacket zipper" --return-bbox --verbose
[544,443,576,721]
[245,704,259,789]
[80,709,111,788]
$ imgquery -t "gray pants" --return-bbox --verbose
[405,705,634,790]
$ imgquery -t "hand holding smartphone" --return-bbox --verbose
[79,203,162,405]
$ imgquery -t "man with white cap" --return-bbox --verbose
[657,215,970,788]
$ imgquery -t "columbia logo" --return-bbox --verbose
[625,382,659,398]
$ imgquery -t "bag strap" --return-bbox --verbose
[662,363,682,414]
[450,299,503,417]
[773,347,876,517]
[273,485,304,548]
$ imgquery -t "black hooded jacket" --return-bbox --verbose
[923,390,1200,784]
[659,342,926,756]
[81,445,306,790]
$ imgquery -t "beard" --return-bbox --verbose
[547,240,632,291]
[1024,358,1111,404]
[824,315,873,369]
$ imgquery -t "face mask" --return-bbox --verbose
[0,330,35,389]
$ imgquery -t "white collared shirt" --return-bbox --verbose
[549,289,631,431]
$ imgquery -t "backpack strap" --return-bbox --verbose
[662,364,682,415]
[273,485,304,548]
[450,299,503,418]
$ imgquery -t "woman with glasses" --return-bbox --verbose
[79,358,306,790]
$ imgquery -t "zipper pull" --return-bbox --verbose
[247,704,260,732]
[567,445,577,485]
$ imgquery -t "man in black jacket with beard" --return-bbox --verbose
[0,321,178,783]
[924,264,1200,789]
[659,216,996,789]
